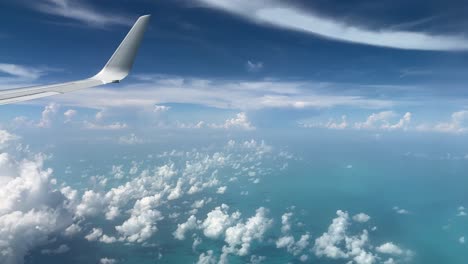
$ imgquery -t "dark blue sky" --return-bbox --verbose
[1,0,468,132]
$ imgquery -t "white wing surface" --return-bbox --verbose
[0,15,151,105]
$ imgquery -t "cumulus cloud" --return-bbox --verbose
[63,109,77,123]
[353,213,371,223]
[33,0,132,27]
[222,207,273,257]
[154,104,171,113]
[115,195,163,243]
[196,0,468,51]
[354,111,411,131]
[376,242,404,255]
[418,110,468,134]
[0,146,74,264]
[37,103,60,128]
[313,210,411,264]
[175,112,256,131]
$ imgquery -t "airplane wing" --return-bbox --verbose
[0,15,151,105]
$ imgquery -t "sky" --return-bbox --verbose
[0,1,468,264]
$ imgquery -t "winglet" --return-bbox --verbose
[93,15,151,83]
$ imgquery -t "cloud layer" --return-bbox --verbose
[196,0,468,51]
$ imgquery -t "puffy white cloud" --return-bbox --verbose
[376,243,404,255]
[313,210,410,264]
[196,0,468,51]
[221,112,255,130]
[353,213,371,223]
[459,237,465,244]
[0,146,76,264]
[197,250,217,264]
[63,223,82,237]
[154,105,171,113]
[0,130,17,148]
[355,111,411,131]
[63,109,77,123]
[222,207,273,256]
[314,210,349,259]
[202,204,240,239]
[85,228,103,242]
[37,103,59,128]
[115,195,163,243]
[418,110,468,134]
[174,215,199,240]
[75,190,105,218]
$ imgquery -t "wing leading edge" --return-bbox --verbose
[0,15,151,105]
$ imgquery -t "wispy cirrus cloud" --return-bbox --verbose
[32,0,132,27]
[0,63,48,80]
[196,0,468,51]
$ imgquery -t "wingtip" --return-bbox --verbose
[139,14,152,19]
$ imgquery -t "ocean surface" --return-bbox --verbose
[23,132,468,264]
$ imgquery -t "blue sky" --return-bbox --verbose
[2,1,468,264]
[0,0,468,136]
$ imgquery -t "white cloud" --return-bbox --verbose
[246,61,264,72]
[41,75,394,111]
[118,134,143,145]
[418,110,468,134]
[174,215,199,240]
[175,112,256,131]
[376,242,404,255]
[355,111,411,131]
[100,258,118,264]
[202,204,240,239]
[0,63,47,80]
[63,109,77,123]
[115,195,163,243]
[84,121,128,130]
[38,103,60,128]
[197,250,217,264]
[300,115,348,130]
[313,210,411,264]
[196,0,468,51]
[0,130,18,148]
[0,149,74,264]
[222,207,273,257]
[221,112,255,130]
[85,228,103,241]
[353,213,371,223]
[154,105,171,113]
[393,206,410,215]
[459,237,465,244]
[33,0,132,27]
